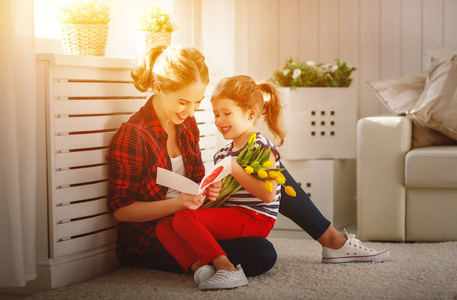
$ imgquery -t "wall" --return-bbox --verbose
[201,0,457,119]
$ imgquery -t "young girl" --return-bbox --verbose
[155,75,285,290]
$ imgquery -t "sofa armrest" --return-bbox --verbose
[356,116,412,241]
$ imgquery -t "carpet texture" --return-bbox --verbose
[28,238,457,299]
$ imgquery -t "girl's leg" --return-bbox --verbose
[279,161,347,249]
[172,207,274,270]
[279,161,331,240]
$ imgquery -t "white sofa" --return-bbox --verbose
[357,116,457,242]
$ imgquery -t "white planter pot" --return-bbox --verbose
[280,87,357,159]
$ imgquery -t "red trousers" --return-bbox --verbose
[155,206,275,272]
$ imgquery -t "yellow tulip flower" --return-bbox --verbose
[268,171,279,179]
[257,169,268,178]
[244,166,254,175]
[284,186,296,197]
[262,161,273,168]
[264,180,273,193]
[275,177,285,185]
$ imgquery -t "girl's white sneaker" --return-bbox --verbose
[322,229,390,263]
[194,265,216,285]
[198,265,248,290]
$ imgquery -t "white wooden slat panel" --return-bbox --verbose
[381,0,401,116]
[198,123,216,136]
[53,66,135,82]
[359,0,382,118]
[56,198,109,222]
[53,99,146,115]
[199,135,217,149]
[444,0,457,46]
[55,165,108,187]
[54,182,108,205]
[319,0,340,63]
[53,82,144,98]
[234,0,250,75]
[199,97,213,110]
[55,149,108,169]
[56,214,117,240]
[201,149,215,163]
[298,0,319,62]
[54,115,131,133]
[247,0,279,80]
[401,0,423,75]
[195,110,214,123]
[55,132,116,151]
[423,0,444,65]
[279,0,299,62]
[57,228,117,257]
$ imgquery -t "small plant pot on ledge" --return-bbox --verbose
[60,23,109,56]
[136,31,172,56]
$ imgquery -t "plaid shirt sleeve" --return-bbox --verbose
[107,123,145,212]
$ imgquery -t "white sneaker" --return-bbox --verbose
[322,229,390,264]
[194,265,216,285]
[198,265,248,290]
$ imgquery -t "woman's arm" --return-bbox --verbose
[230,150,278,203]
[113,193,205,222]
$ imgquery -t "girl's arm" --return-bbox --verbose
[113,193,205,222]
[230,150,278,203]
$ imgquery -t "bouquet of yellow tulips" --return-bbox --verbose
[203,133,296,208]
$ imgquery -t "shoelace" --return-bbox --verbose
[344,228,373,252]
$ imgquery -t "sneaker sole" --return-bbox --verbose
[198,279,248,291]
[322,250,390,264]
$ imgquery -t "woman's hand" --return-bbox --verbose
[178,193,206,210]
[204,181,222,202]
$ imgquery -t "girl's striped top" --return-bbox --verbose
[213,132,281,219]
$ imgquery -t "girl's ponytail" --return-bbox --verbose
[259,82,286,147]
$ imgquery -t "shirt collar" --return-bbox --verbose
[144,95,188,138]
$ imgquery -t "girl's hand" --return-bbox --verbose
[204,181,222,202]
[178,193,205,210]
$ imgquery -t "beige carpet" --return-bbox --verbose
[27,238,457,300]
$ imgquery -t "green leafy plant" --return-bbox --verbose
[270,58,356,88]
[57,0,110,24]
[135,3,177,32]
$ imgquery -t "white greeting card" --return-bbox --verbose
[156,156,231,195]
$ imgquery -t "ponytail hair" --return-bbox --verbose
[131,45,209,93]
[211,75,286,146]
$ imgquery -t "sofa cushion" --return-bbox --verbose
[405,146,457,188]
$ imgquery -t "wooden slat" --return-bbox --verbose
[423,0,444,67]
[56,213,117,240]
[53,66,135,82]
[201,149,215,163]
[279,0,299,61]
[401,0,422,75]
[319,0,340,62]
[55,149,108,169]
[198,123,216,136]
[444,0,457,46]
[53,82,144,98]
[195,110,214,123]
[54,115,131,133]
[55,132,116,151]
[57,228,117,257]
[54,182,108,205]
[53,99,146,115]
[199,135,217,149]
[56,198,109,222]
[55,165,108,187]
[299,0,319,62]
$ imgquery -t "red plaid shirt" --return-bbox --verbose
[107,97,205,256]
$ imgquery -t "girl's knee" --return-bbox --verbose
[155,217,173,238]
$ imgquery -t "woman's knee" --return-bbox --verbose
[155,217,173,239]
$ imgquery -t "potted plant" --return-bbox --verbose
[135,3,178,56]
[269,59,358,159]
[57,0,111,56]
